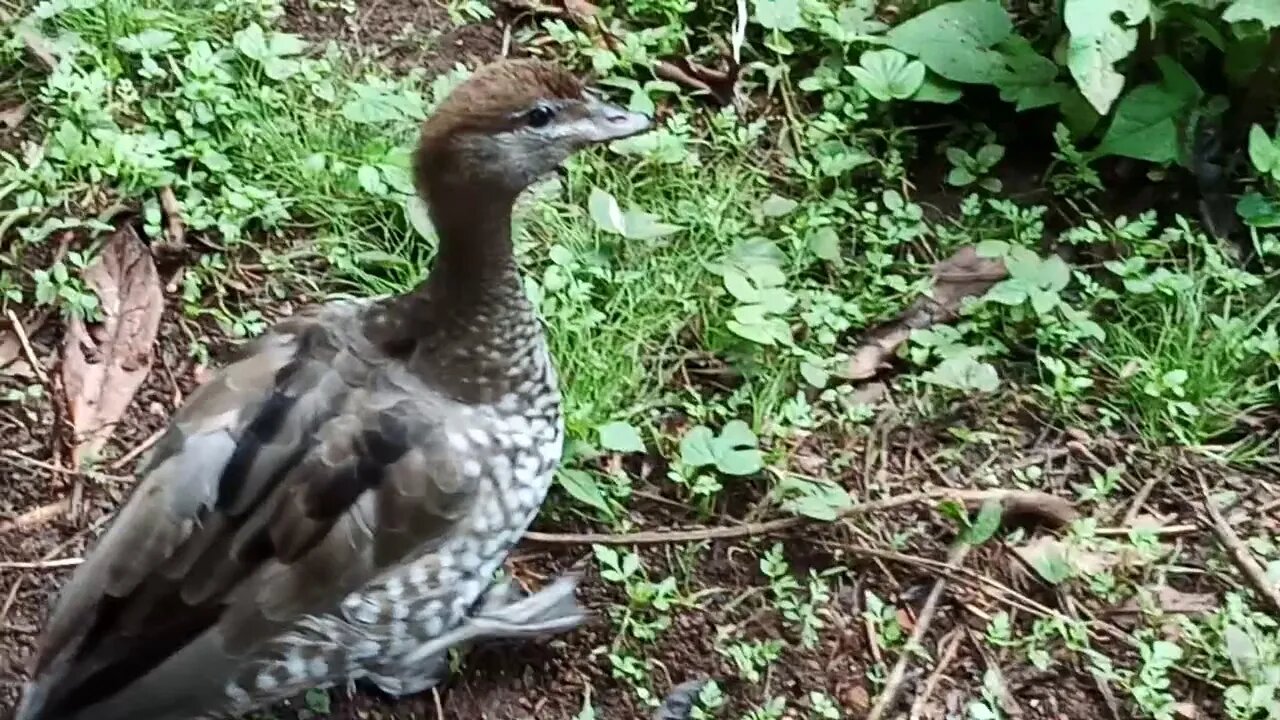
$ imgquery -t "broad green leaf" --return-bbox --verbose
[800,361,829,388]
[963,499,1004,545]
[234,22,269,61]
[717,448,764,476]
[884,0,1013,84]
[404,195,437,245]
[993,37,1068,110]
[1224,0,1280,28]
[598,421,645,453]
[761,193,798,217]
[807,227,842,261]
[557,469,613,516]
[588,187,627,235]
[356,165,385,195]
[268,32,307,57]
[911,75,965,104]
[1237,191,1280,227]
[984,280,1028,305]
[722,269,759,302]
[727,318,778,345]
[1093,83,1187,162]
[849,48,926,101]
[680,426,718,468]
[1038,255,1071,291]
[754,0,803,31]
[1063,0,1150,114]
[116,29,177,54]
[620,210,681,240]
[718,420,758,450]
[1248,124,1280,174]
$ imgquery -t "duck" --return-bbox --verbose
[17,58,652,720]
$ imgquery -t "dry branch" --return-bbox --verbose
[524,487,1075,545]
[1200,477,1280,616]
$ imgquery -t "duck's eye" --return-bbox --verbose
[527,105,555,128]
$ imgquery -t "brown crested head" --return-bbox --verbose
[414,59,652,203]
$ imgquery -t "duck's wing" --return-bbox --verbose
[20,304,476,720]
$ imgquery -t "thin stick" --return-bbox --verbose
[5,308,47,383]
[908,628,963,719]
[0,450,131,483]
[867,542,971,720]
[524,488,1074,545]
[1121,473,1160,526]
[0,498,69,535]
[0,557,83,570]
[108,427,164,470]
[1200,477,1280,616]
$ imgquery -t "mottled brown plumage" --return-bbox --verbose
[18,59,650,720]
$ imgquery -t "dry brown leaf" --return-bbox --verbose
[1110,586,1218,617]
[841,246,1007,380]
[0,102,30,130]
[655,57,743,107]
[62,224,163,465]
[496,0,598,23]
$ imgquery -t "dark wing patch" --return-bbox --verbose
[29,315,472,720]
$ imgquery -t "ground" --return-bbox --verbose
[2,1,1280,720]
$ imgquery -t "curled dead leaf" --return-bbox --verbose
[655,57,743,107]
[841,246,1007,380]
[1109,586,1218,617]
[62,224,163,465]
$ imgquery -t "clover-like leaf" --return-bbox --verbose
[849,49,927,101]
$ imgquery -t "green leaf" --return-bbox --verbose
[722,269,759,302]
[304,689,331,714]
[621,209,681,240]
[884,0,1013,84]
[404,195,437,245]
[716,448,764,476]
[963,499,1004,545]
[598,421,645,453]
[356,165,385,195]
[849,48,927,101]
[754,0,803,31]
[1248,124,1280,174]
[1237,191,1280,227]
[760,193,798,217]
[1038,255,1071,291]
[588,187,627,235]
[800,361,829,388]
[234,22,269,61]
[557,469,613,516]
[807,227,842,261]
[1093,83,1187,162]
[911,75,964,104]
[1224,0,1280,28]
[680,426,718,468]
[1064,0,1150,114]
[718,420,758,449]
[984,280,1028,305]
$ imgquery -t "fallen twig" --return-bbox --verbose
[5,308,47,384]
[0,498,69,535]
[0,449,132,483]
[158,186,186,250]
[108,427,165,470]
[524,488,1074,545]
[0,557,83,570]
[1200,476,1280,616]
[867,542,971,720]
[907,628,964,720]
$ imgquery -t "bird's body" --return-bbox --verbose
[18,59,651,720]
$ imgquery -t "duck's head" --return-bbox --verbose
[415,59,652,201]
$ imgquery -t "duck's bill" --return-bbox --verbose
[581,99,653,143]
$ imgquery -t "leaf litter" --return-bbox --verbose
[61,224,163,466]
[844,244,1007,380]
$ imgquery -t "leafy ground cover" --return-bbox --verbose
[2,0,1280,719]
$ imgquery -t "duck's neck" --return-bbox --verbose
[367,181,549,404]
